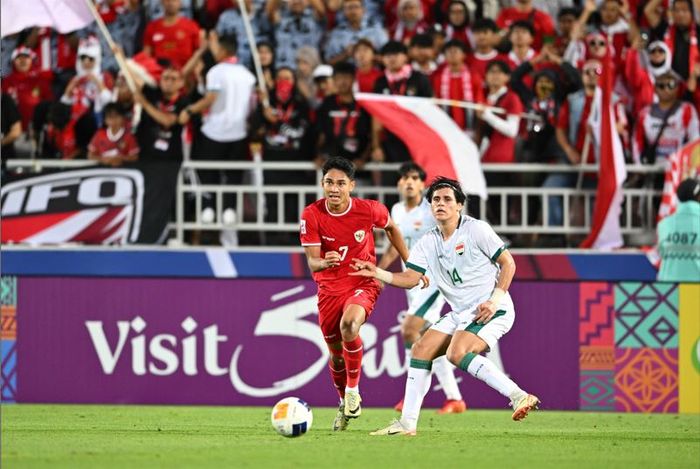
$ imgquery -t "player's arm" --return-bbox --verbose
[304,246,341,272]
[377,244,399,270]
[349,258,426,290]
[383,218,410,263]
[474,249,516,324]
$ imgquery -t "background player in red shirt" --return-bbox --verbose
[300,157,411,431]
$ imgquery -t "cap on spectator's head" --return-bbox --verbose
[486,59,511,75]
[312,64,333,80]
[557,6,579,19]
[442,38,468,53]
[381,40,408,55]
[11,46,35,61]
[473,18,499,33]
[510,20,535,36]
[410,33,434,49]
[333,61,356,76]
[677,178,700,202]
[354,38,376,53]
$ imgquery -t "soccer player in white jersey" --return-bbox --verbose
[351,176,539,435]
[378,163,466,415]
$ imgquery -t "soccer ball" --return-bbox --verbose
[270,397,313,438]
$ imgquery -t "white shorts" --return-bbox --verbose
[406,283,445,324]
[431,294,515,352]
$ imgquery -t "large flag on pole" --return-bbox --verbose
[1,0,94,37]
[355,93,487,199]
[580,52,627,250]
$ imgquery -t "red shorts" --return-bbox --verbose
[317,281,381,344]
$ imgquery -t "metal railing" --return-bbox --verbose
[5,159,665,246]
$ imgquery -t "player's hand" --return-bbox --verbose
[349,258,377,277]
[474,300,497,324]
[323,251,341,269]
[420,275,430,289]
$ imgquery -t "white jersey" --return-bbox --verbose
[407,215,507,313]
[391,197,436,251]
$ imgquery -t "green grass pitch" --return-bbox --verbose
[2,405,699,468]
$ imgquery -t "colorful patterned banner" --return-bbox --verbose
[678,284,700,414]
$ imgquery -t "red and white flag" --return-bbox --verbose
[356,93,487,199]
[1,0,94,38]
[580,53,628,250]
[657,139,700,221]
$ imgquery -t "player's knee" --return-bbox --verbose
[400,324,418,345]
[410,339,431,360]
[445,347,463,367]
[329,355,344,368]
[340,319,360,340]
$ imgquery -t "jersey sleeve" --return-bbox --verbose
[300,206,321,246]
[371,200,390,229]
[206,67,223,93]
[473,220,507,263]
[406,236,429,275]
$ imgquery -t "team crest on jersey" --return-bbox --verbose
[455,242,465,256]
[354,230,365,242]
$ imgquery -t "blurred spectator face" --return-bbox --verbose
[13,54,33,73]
[558,13,576,37]
[289,0,307,15]
[654,77,679,102]
[115,75,133,103]
[447,2,468,26]
[333,72,354,95]
[80,53,97,72]
[411,45,435,64]
[474,29,496,50]
[161,0,181,16]
[586,35,607,58]
[582,61,601,89]
[534,76,555,99]
[353,42,375,68]
[105,110,125,133]
[485,66,508,90]
[296,58,314,78]
[444,46,465,66]
[510,26,533,48]
[600,0,621,26]
[160,68,183,96]
[400,0,421,23]
[316,76,335,95]
[516,0,532,5]
[382,52,408,72]
[344,0,364,24]
[275,68,296,102]
[648,44,667,67]
[671,0,693,27]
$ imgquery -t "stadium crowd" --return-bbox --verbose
[1,0,699,245]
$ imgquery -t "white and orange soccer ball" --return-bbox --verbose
[270,397,313,437]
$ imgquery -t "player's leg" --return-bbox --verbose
[447,309,539,421]
[394,314,426,411]
[371,313,457,435]
[339,285,380,418]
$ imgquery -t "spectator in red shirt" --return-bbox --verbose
[61,37,114,122]
[477,60,523,165]
[88,103,140,167]
[506,20,538,71]
[431,39,484,134]
[391,0,431,44]
[497,0,556,51]
[143,0,201,69]
[625,40,673,115]
[443,0,474,51]
[1,46,53,131]
[467,18,508,81]
[353,39,383,93]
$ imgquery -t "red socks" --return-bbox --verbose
[328,347,346,398]
[342,337,363,388]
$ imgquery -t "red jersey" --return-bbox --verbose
[356,68,383,93]
[481,88,523,163]
[300,198,389,295]
[557,96,594,155]
[143,17,201,69]
[466,51,509,80]
[496,7,556,51]
[1,70,53,129]
[88,128,140,160]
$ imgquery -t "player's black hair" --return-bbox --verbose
[218,34,238,55]
[333,61,356,76]
[486,59,511,75]
[442,38,468,53]
[322,156,356,180]
[410,33,434,49]
[557,7,580,19]
[398,162,427,181]
[103,102,126,118]
[426,176,467,205]
[472,18,499,33]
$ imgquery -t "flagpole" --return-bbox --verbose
[81,0,137,92]
[235,0,270,108]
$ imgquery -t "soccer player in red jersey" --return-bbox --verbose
[300,157,411,431]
